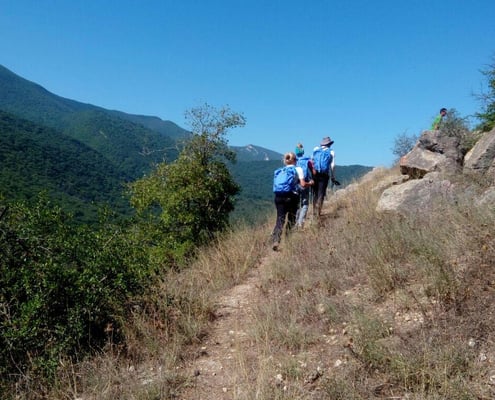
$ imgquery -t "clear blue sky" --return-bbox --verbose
[1,1,494,167]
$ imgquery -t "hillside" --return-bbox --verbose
[0,64,183,178]
[230,144,283,161]
[15,162,491,400]
[230,160,373,223]
[0,110,131,222]
[0,64,373,224]
[0,65,189,140]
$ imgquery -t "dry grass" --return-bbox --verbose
[239,168,495,399]
[36,223,268,400]
[32,167,495,399]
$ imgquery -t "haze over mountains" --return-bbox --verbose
[0,64,371,223]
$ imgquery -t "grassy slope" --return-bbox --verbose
[48,165,495,400]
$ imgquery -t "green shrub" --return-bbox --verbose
[0,196,151,384]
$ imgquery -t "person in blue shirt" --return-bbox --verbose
[294,143,313,228]
[271,151,313,251]
[311,136,336,217]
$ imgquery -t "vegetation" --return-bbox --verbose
[3,57,495,399]
[0,104,246,396]
[0,197,151,395]
[129,104,244,263]
[439,108,478,154]
[0,110,131,223]
[0,64,181,179]
[475,56,495,132]
[391,131,418,162]
[9,164,493,400]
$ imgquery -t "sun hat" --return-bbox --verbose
[320,136,334,147]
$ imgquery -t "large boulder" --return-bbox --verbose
[399,130,463,178]
[376,172,456,215]
[476,187,495,207]
[463,128,495,182]
[418,129,463,163]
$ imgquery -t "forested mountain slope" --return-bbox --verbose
[0,64,373,224]
[0,110,131,221]
[0,64,184,178]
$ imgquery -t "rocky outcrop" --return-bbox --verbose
[376,172,455,214]
[463,128,495,183]
[378,128,495,215]
[399,130,462,178]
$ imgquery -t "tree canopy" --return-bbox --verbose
[129,104,245,263]
[475,57,495,132]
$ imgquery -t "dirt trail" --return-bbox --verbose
[179,252,276,400]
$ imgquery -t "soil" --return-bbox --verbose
[179,252,274,399]
[177,246,353,400]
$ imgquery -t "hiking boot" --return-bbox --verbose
[272,242,279,251]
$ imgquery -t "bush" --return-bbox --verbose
[129,104,244,264]
[475,56,495,132]
[391,131,418,163]
[0,196,151,385]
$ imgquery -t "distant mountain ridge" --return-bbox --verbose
[231,144,283,162]
[0,64,189,140]
[0,64,372,224]
[0,64,186,178]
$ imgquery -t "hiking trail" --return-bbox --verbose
[178,251,276,399]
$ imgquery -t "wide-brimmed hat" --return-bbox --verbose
[320,136,334,147]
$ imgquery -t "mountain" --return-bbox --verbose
[231,144,283,162]
[0,64,373,224]
[0,110,131,222]
[0,64,186,178]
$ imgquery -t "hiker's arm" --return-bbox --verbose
[299,177,314,188]
[296,166,313,188]
[330,150,336,178]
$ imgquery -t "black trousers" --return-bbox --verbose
[271,192,299,244]
[312,172,330,216]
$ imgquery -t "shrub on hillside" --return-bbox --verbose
[129,104,244,264]
[0,196,151,388]
[475,56,495,132]
[391,131,418,163]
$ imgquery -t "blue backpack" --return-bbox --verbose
[296,156,312,182]
[273,165,298,193]
[312,147,333,174]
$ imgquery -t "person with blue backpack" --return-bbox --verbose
[294,143,313,229]
[271,151,314,251]
[311,136,339,217]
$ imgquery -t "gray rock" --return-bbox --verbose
[464,128,495,182]
[376,173,456,215]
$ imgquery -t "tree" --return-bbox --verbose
[391,131,418,163]
[475,56,495,132]
[129,104,245,263]
[439,108,470,138]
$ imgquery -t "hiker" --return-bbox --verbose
[294,143,313,228]
[311,136,338,217]
[271,151,314,251]
[431,107,447,130]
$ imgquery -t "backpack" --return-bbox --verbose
[273,165,298,193]
[296,156,312,182]
[312,147,333,174]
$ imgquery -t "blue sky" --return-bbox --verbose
[1,1,494,167]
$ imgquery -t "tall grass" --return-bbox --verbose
[38,167,495,399]
[243,168,495,399]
